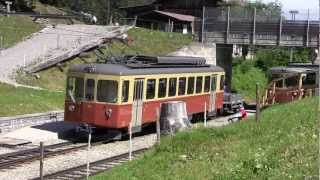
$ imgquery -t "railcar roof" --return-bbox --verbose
[270,66,319,74]
[68,63,224,76]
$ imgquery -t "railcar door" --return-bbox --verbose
[209,75,217,113]
[132,79,144,132]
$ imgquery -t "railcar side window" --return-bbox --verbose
[146,79,156,99]
[196,76,203,93]
[187,77,195,94]
[85,79,95,101]
[97,80,118,103]
[204,76,210,92]
[178,77,186,96]
[220,75,225,91]
[122,81,129,103]
[211,76,217,91]
[169,78,177,97]
[158,78,167,98]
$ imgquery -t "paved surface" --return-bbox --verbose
[0,24,117,84]
[168,42,216,65]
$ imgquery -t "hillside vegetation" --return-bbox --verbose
[94,98,318,179]
[16,28,192,91]
[0,84,64,117]
[0,16,43,48]
[232,60,268,102]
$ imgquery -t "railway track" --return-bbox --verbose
[31,148,148,180]
[0,140,109,170]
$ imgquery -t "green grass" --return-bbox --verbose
[0,16,43,48]
[0,83,64,117]
[16,28,192,91]
[93,98,318,180]
[232,60,268,102]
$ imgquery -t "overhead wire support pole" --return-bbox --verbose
[307,9,310,47]
[253,7,257,45]
[202,5,205,44]
[226,6,231,44]
[278,12,283,46]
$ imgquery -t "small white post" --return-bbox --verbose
[86,125,92,180]
[129,122,132,161]
[204,102,207,127]
[0,36,3,56]
[23,54,26,67]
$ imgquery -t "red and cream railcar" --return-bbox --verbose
[263,63,319,105]
[64,56,225,132]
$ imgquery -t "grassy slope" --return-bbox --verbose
[232,60,268,102]
[0,84,64,117]
[16,28,192,91]
[0,16,43,48]
[94,98,318,179]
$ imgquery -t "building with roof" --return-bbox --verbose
[122,0,224,33]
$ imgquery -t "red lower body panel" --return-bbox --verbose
[65,92,224,129]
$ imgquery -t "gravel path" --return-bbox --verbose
[0,24,117,84]
[0,116,237,179]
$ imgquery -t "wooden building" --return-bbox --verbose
[122,0,223,33]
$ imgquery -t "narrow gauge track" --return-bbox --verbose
[0,140,109,170]
[31,148,148,180]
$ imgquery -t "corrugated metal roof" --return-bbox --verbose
[69,63,223,76]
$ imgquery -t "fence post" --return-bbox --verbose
[204,102,207,127]
[255,83,260,122]
[156,108,161,145]
[129,122,132,161]
[86,125,92,180]
[39,142,44,180]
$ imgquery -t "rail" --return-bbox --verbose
[31,148,148,180]
[0,139,112,170]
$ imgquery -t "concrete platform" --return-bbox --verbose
[0,121,79,145]
[0,137,31,148]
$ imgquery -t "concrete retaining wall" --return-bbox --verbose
[0,111,64,134]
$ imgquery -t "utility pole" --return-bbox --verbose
[107,0,111,24]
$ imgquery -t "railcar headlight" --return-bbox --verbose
[68,105,75,112]
[105,109,112,119]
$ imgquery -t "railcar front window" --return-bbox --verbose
[122,81,129,103]
[303,73,316,86]
[66,77,84,100]
[85,79,95,101]
[97,80,118,103]
[285,76,299,88]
